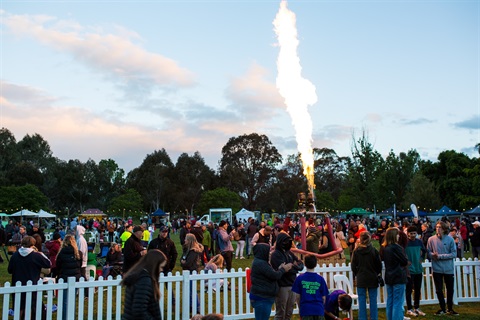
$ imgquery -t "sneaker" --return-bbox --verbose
[434,310,446,316]
[415,309,426,316]
[404,317,411,320]
[240,257,245,259]
[407,309,418,317]
[447,310,459,316]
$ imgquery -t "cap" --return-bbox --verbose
[274,224,283,231]
[159,226,169,232]
[472,221,480,227]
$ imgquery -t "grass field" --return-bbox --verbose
[1,230,479,319]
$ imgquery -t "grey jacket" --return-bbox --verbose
[426,234,456,274]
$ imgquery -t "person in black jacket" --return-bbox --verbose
[250,243,292,320]
[123,226,147,273]
[148,226,178,276]
[8,235,51,319]
[381,227,408,320]
[270,232,304,320]
[56,234,82,320]
[351,231,382,320]
[121,249,167,320]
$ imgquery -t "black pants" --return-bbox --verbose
[432,272,454,311]
[221,251,233,271]
[406,273,423,309]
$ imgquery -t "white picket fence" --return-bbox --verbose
[1,258,479,320]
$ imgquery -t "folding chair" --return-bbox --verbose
[97,244,110,267]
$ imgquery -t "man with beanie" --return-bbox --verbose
[271,232,304,320]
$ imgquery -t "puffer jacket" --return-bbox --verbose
[382,243,408,285]
[351,244,382,288]
[122,269,162,320]
[250,243,286,299]
[270,233,304,287]
[56,246,82,281]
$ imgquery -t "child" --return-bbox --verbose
[292,254,329,320]
[204,254,226,292]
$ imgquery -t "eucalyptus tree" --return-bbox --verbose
[0,127,20,185]
[171,151,216,215]
[346,131,385,209]
[313,148,349,202]
[127,149,174,212]
[219,133,282,210]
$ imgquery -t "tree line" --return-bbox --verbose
[1,127,479,218]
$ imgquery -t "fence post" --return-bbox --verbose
[67,277,76,319]
[182,271,191,320]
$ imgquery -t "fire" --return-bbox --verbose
[273,0,317,192]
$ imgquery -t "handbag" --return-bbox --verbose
[340,239,348,249]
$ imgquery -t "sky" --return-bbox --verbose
[1,0,479,174]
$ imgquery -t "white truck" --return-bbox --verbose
[198,208,232,225]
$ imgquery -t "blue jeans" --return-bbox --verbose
[386,284,406,320]
[357,287,378,320]
[251,298,274,320]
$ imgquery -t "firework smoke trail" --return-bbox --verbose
[273,0,317,192]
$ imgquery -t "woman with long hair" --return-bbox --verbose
[181,234,204,272]
[121,249,167,320]
[181,233,204,315]
[351,231,382,320]
[381,227,408,320]
[56,234,82,320]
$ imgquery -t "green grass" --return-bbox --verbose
[1,232,480,319]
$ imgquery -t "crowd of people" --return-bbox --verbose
[1,212,480,320]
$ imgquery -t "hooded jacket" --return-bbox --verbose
[350,244,382,288]
[382,243,408,285]
[56,245,82,281]
[270,233,304,287]
[250,243,286,299]
[148,235,178,273]
[8,247,51,285]
[75,225,88,268]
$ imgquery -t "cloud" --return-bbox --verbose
[1,11,196,91]
[397,117,436,125]
[454,115,480,130]
[225,63,286,121]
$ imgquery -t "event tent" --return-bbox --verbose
[397,210,427,218]
[464,205,480,215]
[343,207,371,215]
[378,207,395,216]
[10,209,38,217]
[152,208,167,216]
[37,209,56,218]
[429,205,460,216]
[235,208,255,222]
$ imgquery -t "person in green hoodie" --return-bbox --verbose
[405,226,427,317]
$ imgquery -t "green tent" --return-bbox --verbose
[343,207,371,215]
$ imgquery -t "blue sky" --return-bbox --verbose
[1,0,478,173]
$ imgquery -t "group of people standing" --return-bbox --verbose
[350,219,460,320]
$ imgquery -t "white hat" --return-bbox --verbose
[472,221,480,227]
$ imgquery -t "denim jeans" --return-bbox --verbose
[357,287,378,320]
[386,284,406,320]
[251,298,274,320]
